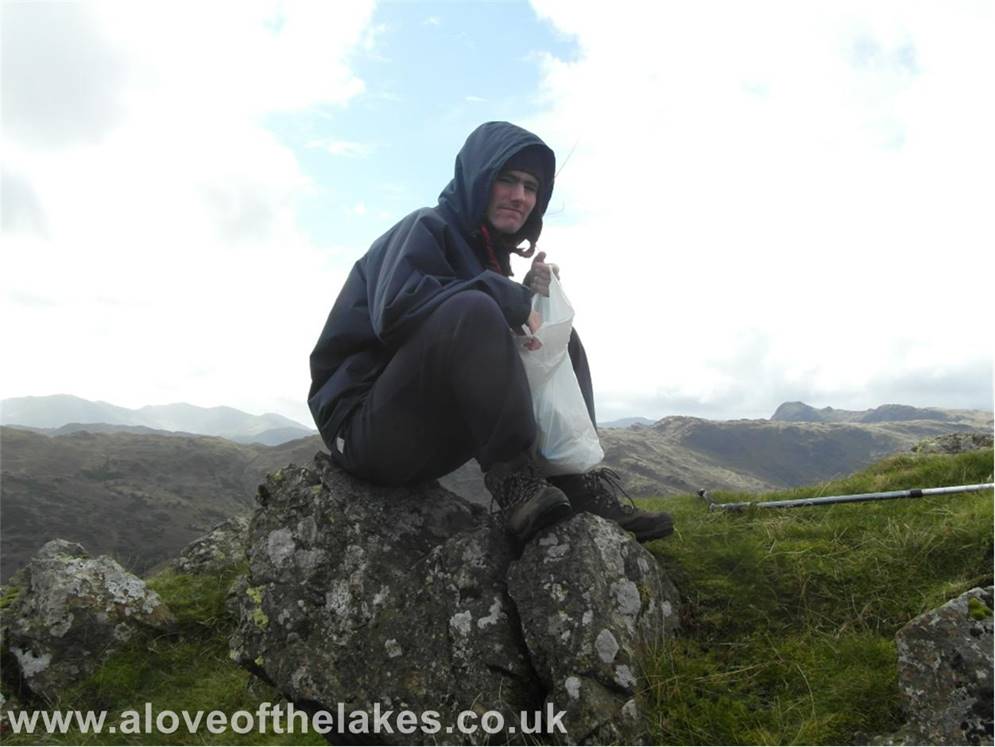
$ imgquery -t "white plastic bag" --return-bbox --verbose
[518,274,604,475]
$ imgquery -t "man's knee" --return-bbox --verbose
[435,290,508,336]
[441,289,503,317]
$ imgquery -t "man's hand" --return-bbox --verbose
[523,251,560,297]
[522,310,542,351]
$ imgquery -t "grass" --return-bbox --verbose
[3,449,991,745]
[637,448,994,745]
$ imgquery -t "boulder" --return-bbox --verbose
[508,515,680,744]
[229,453,680,744]
[173,515,250,574]
[1,540,175,702]
[891,586,994,745]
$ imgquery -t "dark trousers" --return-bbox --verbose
[333,290,595,486]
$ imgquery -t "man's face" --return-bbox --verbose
[486,169,539,235]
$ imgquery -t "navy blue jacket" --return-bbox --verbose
[308,122,560,448]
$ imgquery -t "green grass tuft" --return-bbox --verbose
[968,596,992,620]
[637,448,993,744]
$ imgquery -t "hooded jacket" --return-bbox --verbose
[308,122,557,447]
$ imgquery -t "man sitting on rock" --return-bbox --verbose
[308,121,673,544]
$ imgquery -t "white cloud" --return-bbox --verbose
[2,1,377,425]
[309,138,376,157]
[524,1,995,419]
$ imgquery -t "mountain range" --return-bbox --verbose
[0,397,990,583]
[769,401,980,424]
[0,394,316,445]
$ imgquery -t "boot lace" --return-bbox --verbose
[583,468,638,515]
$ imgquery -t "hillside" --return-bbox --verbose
[0,428,323,582]
[611,411,990,495]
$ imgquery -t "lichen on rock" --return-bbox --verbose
[1,540,175,702]
[508,513,680,745]
[229,453,682,744]
[884,586,994,745]
[173,515,250,575]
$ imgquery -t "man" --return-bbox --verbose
[308,121,672,544]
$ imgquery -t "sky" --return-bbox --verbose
[2,0,993,428]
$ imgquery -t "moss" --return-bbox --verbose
[0,585,21,610]
[968,596,992,620]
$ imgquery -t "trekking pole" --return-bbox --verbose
[697,483,994,512]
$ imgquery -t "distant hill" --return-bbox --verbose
[599,416,656,429]
[768,401,989,427]
[0,395,316,445]
[0,427,325,582]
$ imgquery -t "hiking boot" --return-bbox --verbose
[550,468,674,542]
[484,456,573,542]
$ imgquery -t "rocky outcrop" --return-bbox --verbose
[1,540,175,702]
[508,516,679,743]
[173,515,250,574]
[885,586,994,745]
[229,453,680,744]
[911,432,994,455]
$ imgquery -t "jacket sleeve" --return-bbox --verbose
[369,216,533,347]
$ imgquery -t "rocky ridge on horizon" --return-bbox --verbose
[770,401,991,427]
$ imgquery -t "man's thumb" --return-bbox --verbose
[533,250,547,264]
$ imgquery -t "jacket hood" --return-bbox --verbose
[437,121,556,249]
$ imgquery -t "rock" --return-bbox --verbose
[507,515,680,744]
[438,458,490,507]
[911,432,994,455]
[230,453,680,744]
[229,455,534,740]
[1,540,175,702]
[173,515,250,574]
[890,586,994,745]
